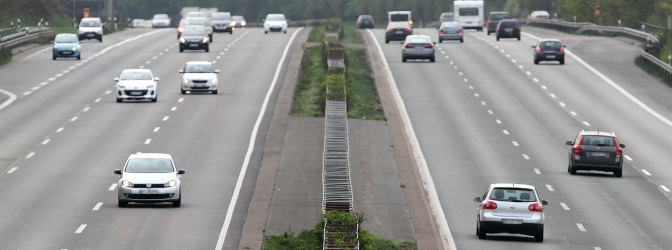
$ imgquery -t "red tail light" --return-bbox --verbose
[439,30,444,35]
[404,44,413,48]
[487,20,491,25]
[559,47,565,53]
[483,201,497,210]
[403,28,411,33]
[386,29,394,34]
[614,138,622,157]
[459,29,463,34]
[536,48,542,53]
[573,136,583,156]
[424,44,433,49]
[528,203,543,212]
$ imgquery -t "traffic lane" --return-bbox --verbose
[53,28,297,249]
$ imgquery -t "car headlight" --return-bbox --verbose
[72,46,78,51]
[53,45,58,49]
[211,77,218,84]
[202,37,209,43]
[183,78,190,84]
[165,180,177,187]
[146,84,156,88]
[179,37,186,43]
[241,21,246,26]
[121,180,133,187]
[231,21,237,26]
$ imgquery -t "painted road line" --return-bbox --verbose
[26,152,35,159]
[93,202,103,211]
[641,169,651,176]
[109,183,118,191]
[560,203,570,210]
[8,167,18,174]
[534,168,541,175]
[546,184,555,191]
[660,185,671,192]
[576,223,587,232]
[75,224,87,234]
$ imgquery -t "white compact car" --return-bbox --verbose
[263,14,288,34]
[179,61,220,94]
[77,17,103,42]
[114,153,185,207]
[473,183,548,242]
[115,69,159,102]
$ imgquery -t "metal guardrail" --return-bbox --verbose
[638,50,672,85]
[0,26,52,50]
[521,18,659,44]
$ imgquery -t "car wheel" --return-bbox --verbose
[385,39,389,44]
[439,39,442,43]
[614,167,622,177]
[284,30,287,34]
[209,35,213,42]
[99,37,103,42]
[116,98,122,103]
[205,46,209,52]
[173,193,181,207]
[534,59,539,65]
[560,59,565,65]
[77,55,81,60]
[181,88,187,94]
[52,55,56,60]
[487,31,490,35]
[534,228,544,242]
[264,31,268,34]
[460,39,464,43]
[179,47,183,53]
[496,36,500,41]
[477,221,486,239]
[151,96,157,102]
[517,36,521,41]
[430,56,435,63]
[402,57,406,62]
[212,90,217,94]
[569,163,577,175]
[118,199,127,207]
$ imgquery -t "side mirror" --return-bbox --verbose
[177,169,186,174]
[473,197,482,202]
[619,144,625,148]
[178,69,184,74]
[50,41,54,44]
[113,77,119,82]
[154,77,160,81]
[531,45,536,48]
[214,69,220,73]
[562,45,567,47]
[114,169,122,175]
[432,42,437,45]
[541,200,549,206]
[565,141,573,146]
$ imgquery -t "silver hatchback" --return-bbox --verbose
[402,35,436,62]
[114,153,185,207]
[474,183,548,242]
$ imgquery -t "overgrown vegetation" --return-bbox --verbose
[264,211,416,250]
[0,46,12,65]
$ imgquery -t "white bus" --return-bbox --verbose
[454,0,483,31]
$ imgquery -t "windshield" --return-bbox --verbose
[55,34,78,43]
[153,14,169,20]
[211,13,231,20]
[185,63,214,73]
[119,71,153,81]
[390,14,409,22]
[182,27,206,36]
[266,15,286,21]
[125,158,174,173]
[80,19,101,27]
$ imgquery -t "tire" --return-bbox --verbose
[172,193,181,207]
[181,88,187,94]
[118,199,127,207]
[534,59,539,65]
[496,36,500,41]
[212,90,217,94]
[151,96,157,103]
[569,163,577,175]
[517,36,521,41]
[614,167,622,177]
[116,98,122,103]
[205,46,209,52]
[430,56,435,63]
[439,39,442,43]
[52,55,56,60]
[209,35,213,42]
[534,228,544,242]
[77,55,81,60]
[477,221,486,239]
[460,39,464,43]
[402,57,407,62]
[264,31,268,34]
[99,37,102,42]
[560,59,565,65]
[179,47,183,53]
[385,39,389,44]
[487,31,490,35]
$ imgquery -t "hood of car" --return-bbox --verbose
[210,20,231,25]
[54,42,79,49]
[122,172,177,184]
[118,80,156,88]
[182,34,208,40]
[79,27,102,32]
[183,72,217,80]
[265,21,287,26]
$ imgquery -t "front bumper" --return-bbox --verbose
[118,184,180,203]
[53,48,80,58]
[439,34,463,41]
[117,88,156,100]
[182,80,218,92]
[180,41,208,50]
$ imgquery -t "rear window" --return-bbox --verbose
[490,188,536,202]
[581,136,616,146]
[490,13,509,20]
[406,37,430,44]
[441,22,460,29]
[499,21,518,27]
[459,8,479,16]
[539,41,561,48]
[390,14,409,22]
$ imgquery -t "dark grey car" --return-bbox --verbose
[566,131,625,177]
[385,21,412,44]
[533,39,566,65]
[496,19,521,41]
[210,12,233,34]
[487,11,509,35]
[438,21,463,43]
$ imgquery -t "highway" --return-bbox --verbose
[368,26,672,249]
[0,27,298,249]
[2,22,672,250]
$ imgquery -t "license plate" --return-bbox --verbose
[505,28,513,32]
[139,189,158,194]
[196,83,205,87]
[546,55,556,59]
[87,34,94,37]
[130,91,142,95]
[466,21,472,24]
[502,219,523,224]
[62,51,72,55]
[395,31,403,34]
[190,44,199,47]
[589,152,608,157]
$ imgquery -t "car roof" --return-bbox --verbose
[490,183,536,190]
[580,130,616,136]
[186,61,212,65]
[121,68,152,73]
[128,153,172,159]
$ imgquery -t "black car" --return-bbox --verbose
[496,19,520,41]
[533,39,566,65]
[487,11,509,35]
[357,15,375,29]
[566,131,625,177]
[179,26,209,52]
[210,12,233,34]
[385,21,412,44]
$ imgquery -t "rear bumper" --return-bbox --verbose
[439,34,463,41]
[403,50,435,59]
[481,221,543,235]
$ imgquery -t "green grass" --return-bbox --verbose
[0,46,11,65]
[308,25,325,43]
[344,46,384,120]
[292,45,326,116]
[342,24,364,44]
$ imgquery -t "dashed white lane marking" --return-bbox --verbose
[144,139,151,144]
[541,85,547,90]
[660,185,671,192]
[153,127,160,132]
[41,139,50,145]
[559,102,566,107]
[178,98,184,102]
[93,202,103,211]
[570,111,578,116]
[512,141,519,146]
[94,98,101,103]
[522,154,530,160]
[560,202,571,210]
[75,224,87,234]
[526,71,531,75]
[595,247,602,250]
[624,155,633,161]
[502,130,509,135]
[464,78,468,82]
[171,107,177,111]
[576,223,587,232]
[23,91,32,96]
[474,93,480,98]
[31,86,40,91]
[533,78,539,83]
[480,101,486,106]
[487,110,493,115]
[534,168,541,174]
[40,82,48,86]
[582,121,590,126]
[641,169,651,176]
[8,167,18,174]
[70,116,78,122]
[109,183,118,191]
[546,184,555,191]
[495,119,501,124]
[162,116,169,121]
[105,90,112,95]
[26,152,35,158]
[549,93,556,98]
[83,107,90,112]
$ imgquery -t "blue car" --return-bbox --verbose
[52,33,81,60]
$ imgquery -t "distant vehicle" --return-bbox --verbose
[401,35,435,63]
[151,14,171,28]
[77,17,103,42]
[487,11,509,35]
[495,19,521,41]
[179,61,220,94]
[176,18,187,38]
[210,12,233,34]
[566,130,625,177]
[437,12,454,29]
[179,25,210,52]
[263,14,288,34]
[385,21,412,44]
[438,21,463,43]
[114,69,158,103]
[387,11,413,26]
[454,0,483,31]
[131,19,151,28]
[529,10,550,19]
[114,153,185,207]
[51,33,81,60]
[185,12,207,19]
[356,15,375,29]
[532,39,566,65]
[474,183,548,242]
[232,15,246,28]
[184,18,213,41]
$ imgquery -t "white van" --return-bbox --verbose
[454,0,483,31]
[387,11,413,26]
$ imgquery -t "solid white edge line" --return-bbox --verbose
[215,27,304,250]
[367,29,455,250]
